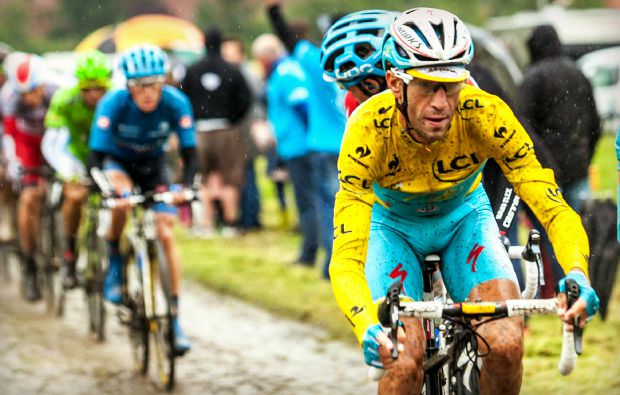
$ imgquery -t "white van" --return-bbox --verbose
[578,46,620,133]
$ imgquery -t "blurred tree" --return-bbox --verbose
[0,0,29,49]
[51,0,128,41]
[0,0,607,53]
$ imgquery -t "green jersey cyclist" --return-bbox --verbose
[41,49,112,289]
[330,8,599,394]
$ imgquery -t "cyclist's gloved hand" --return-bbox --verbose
[557,270,600,318]
[362,323,385,368]
[6,160,23,181]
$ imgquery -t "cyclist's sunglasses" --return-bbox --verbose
[78,78,110,91]
[80,86,107,93]
[127,75,166,89]
[336,78,364,90]
[408,78,465,96]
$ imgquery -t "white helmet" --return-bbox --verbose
[382,8,473,82]
[5,52,46,93]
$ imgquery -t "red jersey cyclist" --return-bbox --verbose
[1,52,59,301]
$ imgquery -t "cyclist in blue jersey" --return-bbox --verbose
[319,10,399,113]
[87,44,199,355]
[266,0,347,278]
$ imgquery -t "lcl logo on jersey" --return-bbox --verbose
[432,153,481,182]
[334,64,373,80]
[340,173,372,190]
[502,142,533,170]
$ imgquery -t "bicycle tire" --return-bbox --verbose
[149,239,175,391]
[126,247,149,375]
[40,204,64,315]
[448,330,481,395]
[84,226,106,342]
[0,244,10,283]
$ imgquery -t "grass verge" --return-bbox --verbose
[180,134,620,391]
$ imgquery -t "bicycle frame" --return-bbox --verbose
[369,230,579,394]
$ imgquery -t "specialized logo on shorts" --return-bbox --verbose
[179,115,192,129]
[467,243,485,272]
[96,116,111,129]
[389,263,407,283]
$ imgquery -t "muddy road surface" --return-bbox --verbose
[0,260,376,394]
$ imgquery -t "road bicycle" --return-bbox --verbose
[0,177,18,284]
[369,230,581,394]
[30,168,65,313]
[76,191,108,341]
[92,168,195,391]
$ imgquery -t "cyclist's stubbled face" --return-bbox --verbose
[128,81,163,113]
[80,86,107,108]
[20,86,45,108]
[388,72,462,145]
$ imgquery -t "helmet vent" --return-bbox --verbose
[354,43,373,59]
[325,34,346,50]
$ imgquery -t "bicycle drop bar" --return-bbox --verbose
[564,278,583,355]
[369,281,581,381]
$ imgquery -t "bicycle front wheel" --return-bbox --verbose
[448,330,481,395]
[126,248,149,375]
[83,228,106,342]
[40,204,64,316]
[148,240,175,391]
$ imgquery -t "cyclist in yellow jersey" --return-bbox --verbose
[330,8,599,394]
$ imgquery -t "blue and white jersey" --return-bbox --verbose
[267,56,309,160]
[294,40,347,154]
[89,85,196,160]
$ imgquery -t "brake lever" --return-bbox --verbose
[523,229,545,286]
[382,281,403,360]
[565,278,583,355]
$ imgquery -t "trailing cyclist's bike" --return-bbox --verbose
[92,168,195,391]
[77,192,108,341]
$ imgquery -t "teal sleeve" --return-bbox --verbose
[615,127,620,168]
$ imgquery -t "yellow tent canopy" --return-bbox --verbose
[75,14,204,55]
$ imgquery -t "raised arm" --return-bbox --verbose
[265,0,299,53]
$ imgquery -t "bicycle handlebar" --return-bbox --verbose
[90,167,198,208]
[368,280,582,381]
[507,229,543,299]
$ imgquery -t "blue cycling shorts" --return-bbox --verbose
[103,157,176,215]
[365,185,518,302]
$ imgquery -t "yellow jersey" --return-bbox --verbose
[331,85,590,343]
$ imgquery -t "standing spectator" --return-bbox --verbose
[516,24,601,294]
[266,0,348,278]
[2,52,59,301]
[221,36,267,232]
[181,27,253,237]
[252,33,320,267]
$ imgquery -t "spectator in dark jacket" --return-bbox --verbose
[517,24,601,210]
[516,24,601,296]
[181,27,253,237]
